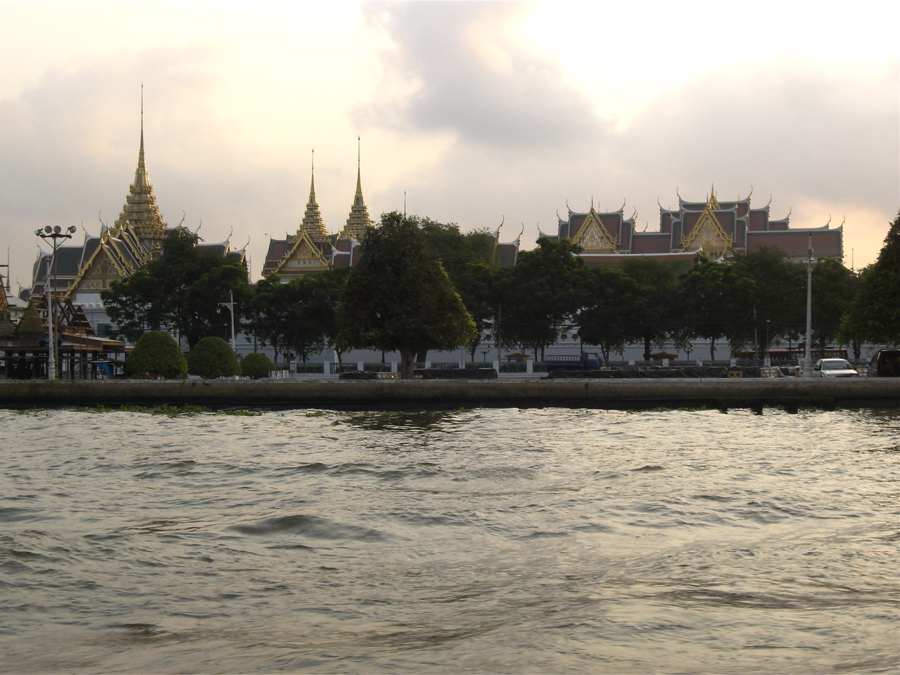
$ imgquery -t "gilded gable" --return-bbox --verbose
[682,203,733,257]
[572,208,618,253]
[273,232,330,277]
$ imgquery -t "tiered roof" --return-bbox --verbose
[555,189,843,264]
[113,98,168,256]
[492,219,523,267]
[29,97,242,305]
[262,141,374,281]
[299,151,329,240]
[338,139,373,241]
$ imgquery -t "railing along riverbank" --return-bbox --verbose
[1,377,898,412]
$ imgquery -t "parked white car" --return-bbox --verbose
[813,358,859,378]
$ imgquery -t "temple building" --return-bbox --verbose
[261,144,374,281]
[26,106,243,314]
[554,190,844,264]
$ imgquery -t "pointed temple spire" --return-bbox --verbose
[114,86,167,255]
[299,149,328,240]
[340,136,372,240]
[133,84,150,192]
[0,272,10,323]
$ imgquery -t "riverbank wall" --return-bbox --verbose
[1,378,898,411]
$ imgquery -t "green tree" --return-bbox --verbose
[811,258,858,353]
[454,262,502,361]
[282,270,348,363]
[243,268,348,364]
[841,212,900,346]
[336,212,476,379]
[731,247,805,357]
[418,219,498,361]
[103,228,249,347]
[124,330,187,379]
[240,352,277,379]
[502,236,583,360]
[245,274,289,363]
[419,219,496,280]
[575,265,643,362]
[680,256,756,360]
[621,258,684,361]
[187,336,241,379]
[100,270,166,342]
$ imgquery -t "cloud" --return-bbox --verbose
[617,56,899,211]
[358,1,609,150]
[0,47,297,286]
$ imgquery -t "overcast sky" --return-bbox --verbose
[1,1,897,291]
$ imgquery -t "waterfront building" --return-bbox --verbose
[24,109,243,332]
[554,190,844,264]
[261,144,374,281]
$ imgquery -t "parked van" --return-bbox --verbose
[867,349,900,377]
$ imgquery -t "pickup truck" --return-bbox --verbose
[543,353,604,371]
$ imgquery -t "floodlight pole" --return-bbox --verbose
[803,234,814,378]
[35,225,76,380]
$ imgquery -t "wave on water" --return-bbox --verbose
[0,407,897,674]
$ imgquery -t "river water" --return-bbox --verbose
[1,406,897,674]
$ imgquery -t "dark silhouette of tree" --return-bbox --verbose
[336,212,476,379]
[731,247,805,357]
[103,228,249,347]
[574,265,642,362]
[621,258,684,361]
[501,236,583,360]
[841,212,900,346]
[680,256,756,360]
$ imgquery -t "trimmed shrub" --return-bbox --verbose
[240,352,277,379]
[125,331,188,379]
[188,337,241,379]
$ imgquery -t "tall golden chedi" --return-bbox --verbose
[261,139,374,281]
[298,150,330,241]
[338,137,373,241]
[112,96,168,258]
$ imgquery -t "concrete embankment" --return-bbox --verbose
[1,378,898,411]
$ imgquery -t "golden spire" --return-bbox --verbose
[340,137,372,240]
[299,148,328,240]
[134,84,149,191]
[0,272,9,322]
[114,85,167,254]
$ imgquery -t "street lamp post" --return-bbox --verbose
[218,290,236,352]
[35,225,76,380]
[803,233,814,377]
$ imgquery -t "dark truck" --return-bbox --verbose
[543,352,604,371]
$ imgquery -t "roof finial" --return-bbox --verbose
[140,83,144,152]
[354,136,363,203]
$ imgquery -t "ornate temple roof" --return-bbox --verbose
[112,94,168,254]
[338,139,372,241]
[299,150,329,240]
[556,189,842,264]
